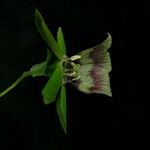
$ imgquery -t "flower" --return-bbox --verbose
[33,9,112,132]
[61,33,112,96]
[0,9,112,133]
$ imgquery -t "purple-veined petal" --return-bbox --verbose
[73,33,112,96]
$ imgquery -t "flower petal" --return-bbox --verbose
[73,33,112,96]
[78,33,112,71]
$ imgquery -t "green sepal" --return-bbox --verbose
[30,49,52,77]
[56,85,67,133]
[42,63,63,104]
[35,9,64,59]
[57,27,66,55]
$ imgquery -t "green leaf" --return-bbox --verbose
[30,49,52,77]
[42,63,63,104]
[57,27,66,55]
[35,9,64,59]
[56,85,67,133]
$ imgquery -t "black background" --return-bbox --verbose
[0,0,150,148]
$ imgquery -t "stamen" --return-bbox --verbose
[62,55,81,84]
[70,62,76,67]
[71,75,81,81]
[70,55,81,61]
[64,70,76,77]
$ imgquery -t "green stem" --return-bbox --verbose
[0,71,32,98]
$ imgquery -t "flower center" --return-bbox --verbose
[62,55,81,84]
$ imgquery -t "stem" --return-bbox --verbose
[0,71,32,98]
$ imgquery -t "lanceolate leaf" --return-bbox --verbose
[57,27,66,55]
[42,63,63,104]
[35,9,64,59]
[56,85,67,133]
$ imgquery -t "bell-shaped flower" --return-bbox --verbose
[71,33,112,96]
